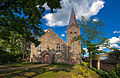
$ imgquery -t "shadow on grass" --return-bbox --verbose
[0,64,76,78]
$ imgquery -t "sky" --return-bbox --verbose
[40,0,120,52]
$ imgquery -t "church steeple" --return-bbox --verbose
[69,8,78,26]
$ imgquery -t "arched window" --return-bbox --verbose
[37,44,41,53]
[56,43,60,52]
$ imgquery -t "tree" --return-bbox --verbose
[81,47,86,58]
[0,0,61,47]
[109,48,120,60]
[0,31,30,61]
[73,16,108,68]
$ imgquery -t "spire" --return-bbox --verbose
[69,8,78,26]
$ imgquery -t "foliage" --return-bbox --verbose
[0,49,22,64]
[72,16,109,68]
[0,31,31,61]
[116,63,120,76]
[0,0,61,46]
[81,47,86,58]
[81,62,89,68]
[92,67,120,78]
[109,48,120,60]
[0,0,61,63]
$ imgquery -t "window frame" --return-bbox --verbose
[37,44,41,53]
[56,43,60,52]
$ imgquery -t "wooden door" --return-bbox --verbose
[44,54,51,64]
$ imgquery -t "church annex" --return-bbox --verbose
[30,9,82,64]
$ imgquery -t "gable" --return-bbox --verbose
[38,28,66,45]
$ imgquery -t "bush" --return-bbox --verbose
[91,67,119,78]
[116,63,120,76]
[81,62,89,68]
[0,50,22,64]
[79,67,90,77]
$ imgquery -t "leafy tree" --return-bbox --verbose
[0,31,30,61]
[81,47,86,58]
[73,16,108,68]
[0,0,61,47]
[109,48,120,60]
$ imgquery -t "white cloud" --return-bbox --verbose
[36,5,40,8]
[108,37,120,49]
[109,37,120,44]
[98,46,106,51]
[43,3,50,10]
[43,0,105,26]
[61,34,65,37]
[113,31,120,33]
[98,37,120,51]
[110,44,119,48]
[93,19,98,22]
[44,29,48,32]
[83,48,88,52]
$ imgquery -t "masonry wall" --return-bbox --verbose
[30,28,68,63]
[66,25,82,64]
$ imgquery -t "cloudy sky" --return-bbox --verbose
[41,0,120,51]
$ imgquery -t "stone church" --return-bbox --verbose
[30,9,82,64]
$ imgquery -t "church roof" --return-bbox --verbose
[42,28,67,44]
[68,8,78,28]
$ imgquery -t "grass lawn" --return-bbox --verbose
[9,62,41,67]
[0,64,101,78]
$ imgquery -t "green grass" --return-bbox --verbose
[10,62,40,67]
[0,64,101,78]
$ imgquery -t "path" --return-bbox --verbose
[0,64,48,72]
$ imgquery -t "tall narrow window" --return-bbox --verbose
[72,45,74,51]
[56,43,60,52]
[37,44,41,53]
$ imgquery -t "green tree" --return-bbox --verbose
[0,0,61,47]
[73,16,108,68]
[109,48,120,60]
[0,31,30,61]
[81,47,86,58]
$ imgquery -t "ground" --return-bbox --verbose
[0,62,101,78]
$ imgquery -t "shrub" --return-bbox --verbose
[91,67,120,78]
[116,63,120,76]
[0,50,22,64]
[79,67,90,77]
[81,62,89,68]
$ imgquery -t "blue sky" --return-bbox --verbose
[40,0,120,51]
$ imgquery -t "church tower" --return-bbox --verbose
[67,8,81,64]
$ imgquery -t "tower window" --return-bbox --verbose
[70,32,73,34]
[37,44,41,53]
[74,32,77,34]
[56,43,60,52]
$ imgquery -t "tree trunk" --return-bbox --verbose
[97,55,100,70]
[90,56,92,68]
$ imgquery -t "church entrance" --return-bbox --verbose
[41,51,53,64]
[43,54,51,64]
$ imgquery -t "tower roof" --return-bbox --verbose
[68,8,78,26]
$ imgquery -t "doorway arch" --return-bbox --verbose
[41,52,53,64]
